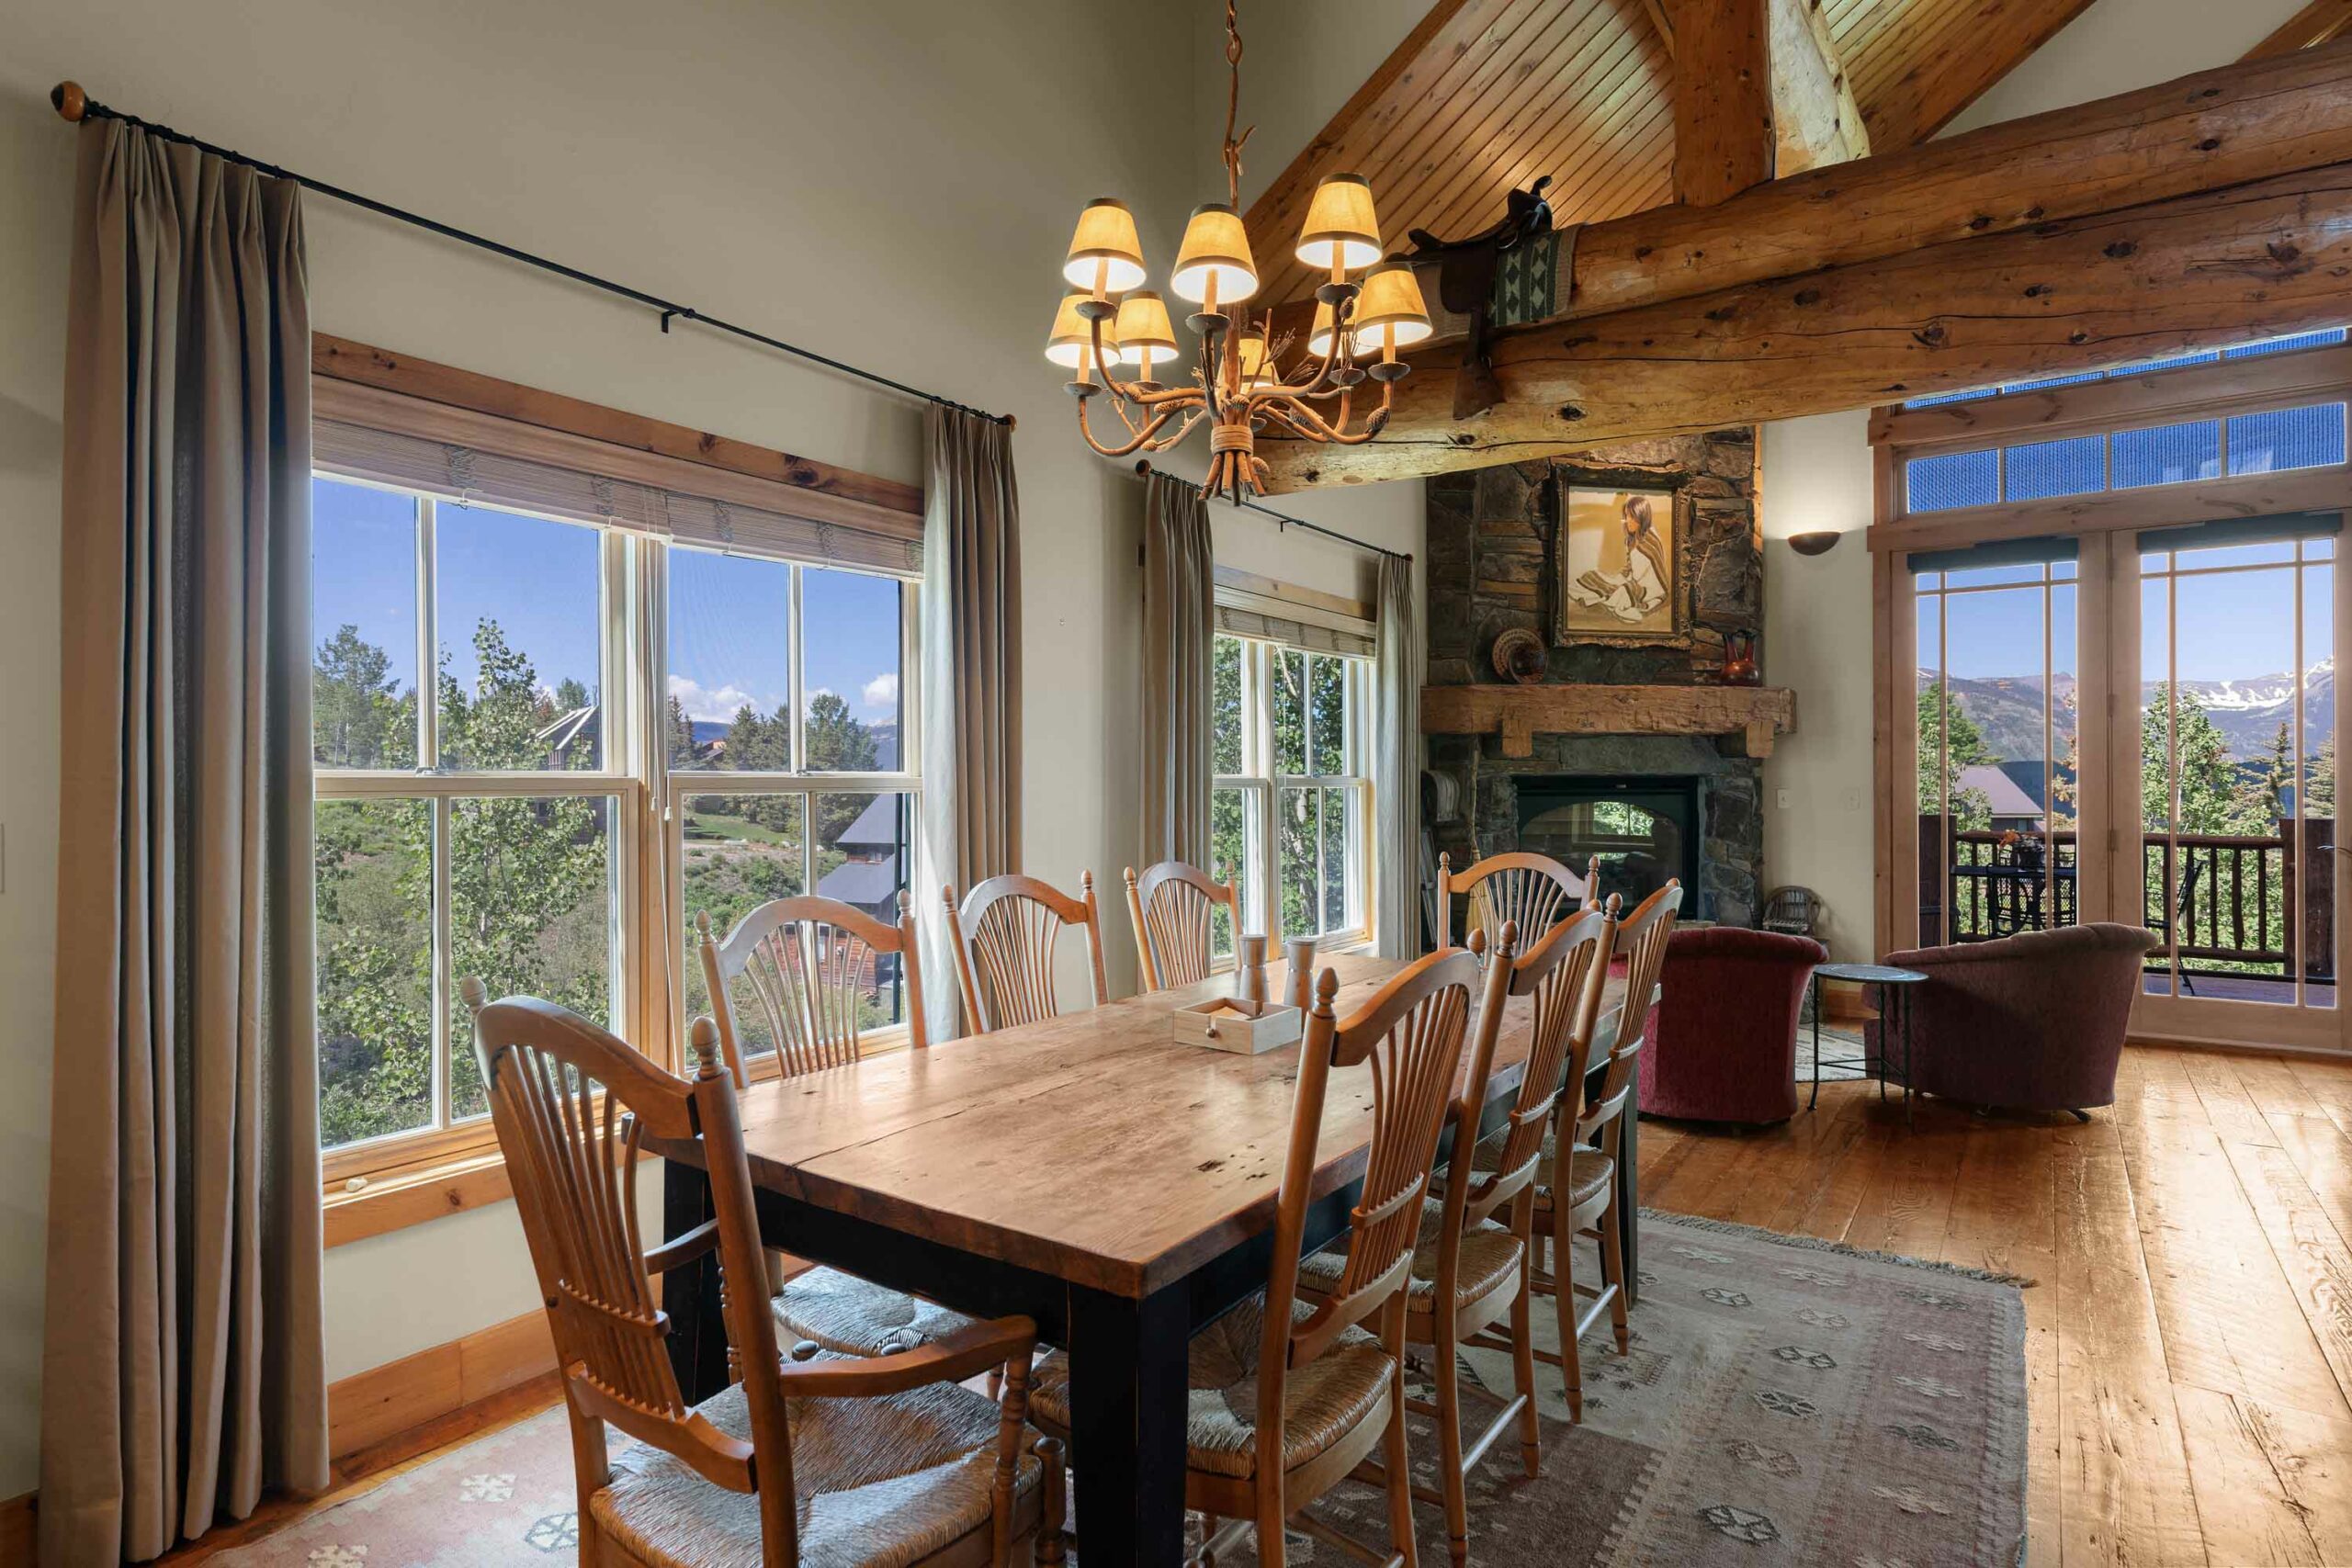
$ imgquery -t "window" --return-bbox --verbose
[1898,329,2350,514]
[311,478,921,1161]
[1211,633,1373,954]
[669,547,919,1058]
[312,476,627,1151]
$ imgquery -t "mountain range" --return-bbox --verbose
[688,718,899,771]
[1919,662,2333,763]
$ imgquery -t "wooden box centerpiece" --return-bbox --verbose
[1170,997,1304,1055]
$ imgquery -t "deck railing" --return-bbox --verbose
[1916,817,2335,981]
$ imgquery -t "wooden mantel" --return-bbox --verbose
[1423,683,1796,760]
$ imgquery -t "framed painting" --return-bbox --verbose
[1555,485,1687,646]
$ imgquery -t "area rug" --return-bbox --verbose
[214,1213,2025,1566]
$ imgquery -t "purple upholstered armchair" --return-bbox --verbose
[1637,927,1826,1125]
[1871,922,2158,1117]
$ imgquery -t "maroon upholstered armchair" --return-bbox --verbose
[1871,922,2158,1117]
[1637,927,1826,1125]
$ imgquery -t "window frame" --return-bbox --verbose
[307,342,929,1233]
[661,542,925,1083]
[1212,632,1375,956]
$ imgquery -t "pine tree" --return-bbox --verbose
[2143,683,2261,834]
[1917,681,1997,830]
[666,694,697,767]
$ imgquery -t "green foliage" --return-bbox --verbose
[2141,682,2262,835]
[313,623,416,769]
[1917,682,1996,831]
[314,618,609,1146]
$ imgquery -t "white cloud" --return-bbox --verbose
[861,671,899,710]
[666,673,775,722]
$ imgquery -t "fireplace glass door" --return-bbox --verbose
[1517,778,1699,913]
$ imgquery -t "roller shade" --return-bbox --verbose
[2137,511,2342,554]
[1906,535,2079,574]
[1214,601,1375,658]
[313,377,923,577]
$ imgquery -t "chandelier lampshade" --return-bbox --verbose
[1350,261,1431,355]
[1045,287,1118,371]
[1306,300,1340,359]
[1236,326,1272,389]
[1063,198,1148,294]
[1114,290,1180,370]
[1170,204,1259,306]
[1295,174,1382,275]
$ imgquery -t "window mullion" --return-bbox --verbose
[788,565,808,776]
[416,496,438,767]
[431,795,454,1132]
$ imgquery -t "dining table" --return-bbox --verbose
[646,950,1641,1565]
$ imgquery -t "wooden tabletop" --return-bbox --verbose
[650,953,1549,1298]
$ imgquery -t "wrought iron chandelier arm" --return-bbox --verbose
[1076,396,1188,458]
[1260,382,1394,444]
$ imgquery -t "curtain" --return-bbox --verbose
[1139,472,1214,868]
[915,406,1023,1041]
[40,121,327,1563]
[1374,553,1424,960]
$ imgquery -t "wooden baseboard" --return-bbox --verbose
[328,1307,556,1459]
[0,1491,32,1568]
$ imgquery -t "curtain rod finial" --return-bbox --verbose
[51,82,88,121]
[1134,458,1152,476]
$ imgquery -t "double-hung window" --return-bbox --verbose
[309,349,925,1190]
[1212,631,1374,958]
[312,477,636,1156]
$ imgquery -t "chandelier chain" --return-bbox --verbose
[1223,0,1252,210]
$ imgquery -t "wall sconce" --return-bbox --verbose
[1789,530,1842,557]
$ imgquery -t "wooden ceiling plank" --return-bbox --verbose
[2244,0,2352,61]
[1261,160,2352,489]
[1396,18,1662,250]
[1669,0,1774,202]
[1860,0,2098,148]
[1770,0,1870,173]
[1243,0,1544,303]
[1347,1,1623,261]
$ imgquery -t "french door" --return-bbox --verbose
[1896,517,2350,1053]
[2120,516,2346,1050]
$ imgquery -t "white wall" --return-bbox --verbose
[1757,0,2308,960]
[0,0,1428,1500]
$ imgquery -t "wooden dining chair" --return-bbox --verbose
[1525,879,1682,1420]
[1025,946,1491,1567]
[944,873,1111,1033]
[1359,905,1614,1566]
[461,979,1063,1567]
[1124,859,1244,992]
[1436,850,1600,950]
[698,894,978,1363]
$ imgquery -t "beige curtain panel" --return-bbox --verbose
[1140,472,1215,867]
[1374,554,1425,960]
[915,405,1023,1041]
[43,120,329,1563]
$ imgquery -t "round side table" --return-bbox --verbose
[1808,962,1929,1130]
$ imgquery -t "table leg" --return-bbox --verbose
[661,1159,729,1404]
[1618,1107,1641,1308]
[1901,987,1917,1132]
[1807,975,1823,1111]
[1067,1282,1190,1566]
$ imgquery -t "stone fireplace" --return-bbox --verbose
[1422,433,1775,930]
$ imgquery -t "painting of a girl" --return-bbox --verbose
[1560,487,1681,641]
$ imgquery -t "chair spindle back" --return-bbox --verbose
[1440,851,1599,951]
[698,892,927,1087]
[1125,860,1244,992]
[1469,905,1616,1224]
[1581,880,1682,1147]
[464,982,794,1545]
[945,873,1110,1033]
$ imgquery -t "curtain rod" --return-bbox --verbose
[1133,460,1410,563]
[48,82,1012,428]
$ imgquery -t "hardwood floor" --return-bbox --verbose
[133,1041,2352,1566]
[1641,1043,2352,1568]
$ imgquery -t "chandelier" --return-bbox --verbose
[1046,2,1429,502]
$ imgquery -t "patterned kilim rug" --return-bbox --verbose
[215,1213,2025,1567]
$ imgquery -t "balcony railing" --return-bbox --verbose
[1916,816,2336,983]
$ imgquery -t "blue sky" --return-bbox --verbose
[1918,550,2332,684]
[313,477,902,726]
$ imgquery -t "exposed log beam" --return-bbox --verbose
[1859,0,2097,148]
[1261,160,2352,491]
[1264,41,2352,356]
[2244,0,2352,61]
[1769,0,1868,174]
[1670,0,1772,204]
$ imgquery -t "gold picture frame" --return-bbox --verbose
[1555,485,1688,647]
